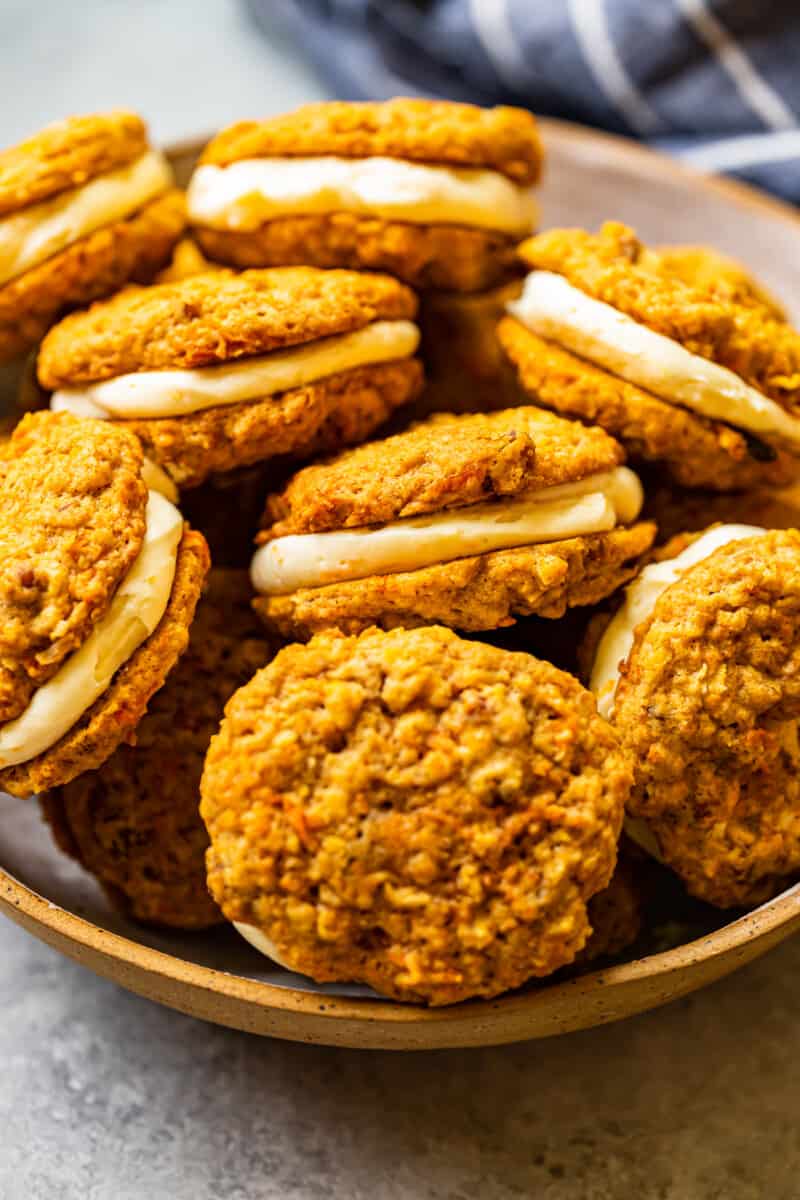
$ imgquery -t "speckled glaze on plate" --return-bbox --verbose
[2,122,800,1049]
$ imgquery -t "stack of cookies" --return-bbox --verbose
[2,97,800,1005]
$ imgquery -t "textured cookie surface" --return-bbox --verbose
[125,358,423,490]
[201,625,628,1005]
[0,527,210,797]
[0,111,147,218]
[0,412,147,724]
[498,316,800,491]
[261,406,625,538]
[613,529,800,907]
[41,570,271,928]
[254,523,656,638]
[200,99,543,185]
[0,188,186,365]
[38,266,417,386]
[196,217,518,293]
[517,222,800,412]
[654,244,787,321]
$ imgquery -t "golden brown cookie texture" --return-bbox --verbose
[517,222,800,416]
[0,411,147,723]
[200,99,543,184]
[0,111,184,364]
[122,358,423,490]
[196,215,519,294]
[254,406,652,637]
[201,625,629,1005]
[38,266,417,385]
[194,100,540,292]
[0,189,186,366]
[0,525,209,798]
[653,244,787,322]
[498,314,799,492]
[0,111,148,217]
[253,523,655,639]
[40,570,272,929]
[260,406,625,538]
[611,530,800,907]
[154,237,217,284]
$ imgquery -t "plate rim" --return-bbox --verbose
[4,114,800,1046]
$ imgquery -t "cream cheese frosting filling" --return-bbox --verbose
[0,149,173,287]
[187,157,538,236]
[0,490,182,768]
[508,271,800,451]
[140,457,179,503]
[49,319,420,420]
[234,923,295,972]
[590,523,766,722]
[251,466,643,595]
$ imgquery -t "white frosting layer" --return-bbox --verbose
[590,523,765,720]
[140,457,178,503]
[234,922,294,971]
[50,319,420,420]
[0,491,182,768]
[509,271,800,451]
[187,156,537,236]
[251,466,643,595]
[0,150,173,287]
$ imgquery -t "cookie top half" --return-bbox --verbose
[201,624,628,1005]
[37,266,418,386]
[200,99,543,185]
[260,406,625,538]
[0,411,147,723]
[0,111,148,218]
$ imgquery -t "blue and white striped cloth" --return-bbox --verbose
[248,0,800,204]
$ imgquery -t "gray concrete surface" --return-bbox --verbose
[3,919,800,1199]
[2,2,800,1195]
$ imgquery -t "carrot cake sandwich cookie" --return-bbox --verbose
[498,222,800,491]
[249,406,654,639]
[0,110,184,364]
[200,624,630,1004]
[586,524,800,907]
[37,266,423,489]
[187,99,542,292]
[41,570,271,929]
[0,411,209,797]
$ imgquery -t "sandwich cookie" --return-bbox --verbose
[38,266,423,489]
[0,110,184,364]
[250,406,655,639]
[200,625,630,1005]
[0,412,209,797]
[499,222,800,491]
[188,99,541,292]
[41,570,271,929]
[587,525,800,906]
